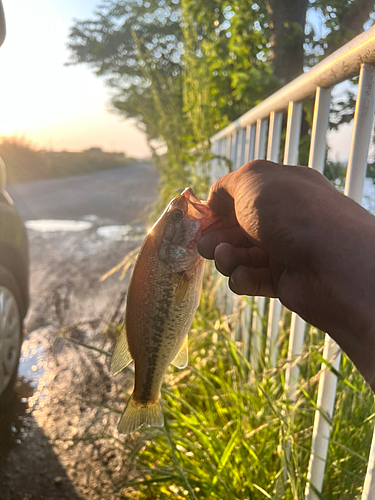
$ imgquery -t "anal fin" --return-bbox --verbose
[111,327,133,375]
[118,395,164,434]
[171,336,188,369]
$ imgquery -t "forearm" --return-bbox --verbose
[307,208,375,388]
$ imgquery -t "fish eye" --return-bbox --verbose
[170,209,183,222]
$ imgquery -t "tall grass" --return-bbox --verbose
[114,282,375,500]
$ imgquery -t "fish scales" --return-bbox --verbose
[111,187,216,434]
[128,242,204,405]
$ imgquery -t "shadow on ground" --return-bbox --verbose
[0,381,83,500]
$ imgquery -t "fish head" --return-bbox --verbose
[153,187,216,273]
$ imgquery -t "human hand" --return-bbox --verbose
[198,160,375,388]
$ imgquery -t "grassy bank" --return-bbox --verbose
[0,137,140,185]
[110,282,373,499]
[60,167,375,497]
[77,267,374,498]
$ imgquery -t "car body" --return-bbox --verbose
[0,0,4,48]
[0,1,30,400]
[0,157,29,316]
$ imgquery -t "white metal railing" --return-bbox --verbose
[208,26,375,499]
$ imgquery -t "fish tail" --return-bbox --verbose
[118,394,164,434]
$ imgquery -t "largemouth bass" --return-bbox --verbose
[111,188,215,434]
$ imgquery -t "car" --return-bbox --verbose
[0,1,30,402]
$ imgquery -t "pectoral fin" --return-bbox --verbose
[175,272,190,305]
[111,327,133,375]
[196,279,203,309]
[171,336,188,369]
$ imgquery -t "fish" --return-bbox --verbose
[111,187,216,434]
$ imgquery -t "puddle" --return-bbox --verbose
[0,339,47,457]
[0,334,52,458]
[96,224,145,241]
[25,220,93,232]
[0,378,31,460]
[18,339,50,412]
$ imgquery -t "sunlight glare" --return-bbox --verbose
[0,0,149,157]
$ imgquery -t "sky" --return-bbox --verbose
[0,1,369,162]
[0,0,150,157]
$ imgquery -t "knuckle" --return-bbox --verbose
[240,159,272,173]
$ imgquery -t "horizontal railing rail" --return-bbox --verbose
[211,26,375,142]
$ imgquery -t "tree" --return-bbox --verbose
[68,0,194,199]
[67,0,375,190]
[68,0,185,140]
[305,0,375,66]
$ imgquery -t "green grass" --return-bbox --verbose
[70,248,375,499]
[114,285,375,500]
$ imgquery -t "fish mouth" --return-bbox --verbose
[182,187,219,230]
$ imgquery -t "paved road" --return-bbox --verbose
[8,162,159,331]
[0,163,159,500]
[8,162,157,224]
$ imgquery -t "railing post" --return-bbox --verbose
[213,137,228,313]
[304,86,338,498]
[226,133,231,158]
[267,111,283,163]
[232,128,246,341]
[283,101,302,165]
[362,430,375,500]
[229,131,239,174]
[244,123,256,163]
[254,118,268,159]
[308,87,331,173]
[222,135,228,162]
[351,63,375,500]
[225,132,239,320]
[236,127,246,170]
[345,64,375,200]
[305,338,342,498]
[218,135,231,315]
[265,111,283,368]
[250,118,269,370]
[240,123,257,358]
[285,315,306,400]
[213,138,223,182]
[210,139,219,184]
[283,101,303,399]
